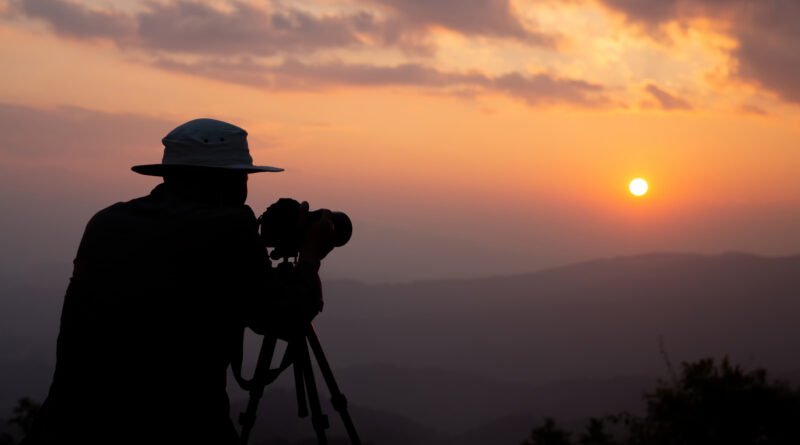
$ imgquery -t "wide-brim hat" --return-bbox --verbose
[132,118,283,176]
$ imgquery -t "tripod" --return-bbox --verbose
[236,324,362,445]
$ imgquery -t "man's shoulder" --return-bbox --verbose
[194,204,259,232]
[85,193,156,222]
[89,193,257,225]
[85,200,136,227]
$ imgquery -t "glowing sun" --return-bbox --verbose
[629,178,649,197]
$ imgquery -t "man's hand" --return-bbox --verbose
[247,268,323,338]
[298,207,336,269]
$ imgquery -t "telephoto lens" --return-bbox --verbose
[312,210,352,247]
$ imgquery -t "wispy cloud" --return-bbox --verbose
[368,0,556,45]
[0,101,170,158]
[15,0,557,55]
[137,1,390,56]
[151,56,609,107]
[8,0,593,107]
[645,84,692,110]
[596,0,800,105]
[18,0,377,54]
[18,0,136,40]
[738,104,768,116]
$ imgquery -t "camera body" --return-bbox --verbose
[258,198,352,259]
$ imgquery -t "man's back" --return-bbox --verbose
[28,183,268,444]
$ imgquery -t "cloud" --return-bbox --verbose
[369,0,556,45]
[493,72,606,106]
[596,0,800,104]
[16,0,377,54]
[0,102,171,158]
[732,1,800,104]
[738,104,768,116]
[15,0,556,56]
[596,0,753,28]
[151,56,272,88]
[151,56,608,107]
[645,84,692,110]
[8,0,602,107]
[270,59,488,89]
[136,1,378,56]
[19,0,136,40]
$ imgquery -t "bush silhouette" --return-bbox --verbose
[1,397,41,445]
[521,418,572,445]
[577,418,616,445]
[524,357,800,445]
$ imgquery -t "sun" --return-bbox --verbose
[629,178,648,197]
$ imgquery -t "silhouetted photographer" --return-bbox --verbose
[24,119,357,445]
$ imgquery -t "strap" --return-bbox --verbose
[231,326,294,391]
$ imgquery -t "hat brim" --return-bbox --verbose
[131,163,284,176]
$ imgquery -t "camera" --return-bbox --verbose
[258,198,352,259]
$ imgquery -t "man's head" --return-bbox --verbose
[131,118,282,205]
[162,167,248,205]
[132,118,283,176]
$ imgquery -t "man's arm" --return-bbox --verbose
[217,204,334,337]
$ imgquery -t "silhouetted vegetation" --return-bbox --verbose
[577,418,616,445]
[521,418,572,445]
[1,397,40,445]
[523,358,800,445]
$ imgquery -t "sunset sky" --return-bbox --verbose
[1,0,799,282]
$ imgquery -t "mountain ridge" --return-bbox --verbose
[323,251,800,288]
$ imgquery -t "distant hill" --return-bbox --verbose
[314,252,800,384]
[2,252,800,442]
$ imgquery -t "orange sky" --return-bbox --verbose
[1,0,799,282]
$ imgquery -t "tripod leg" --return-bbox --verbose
[296,335,330,445]
[291,338,309,418]
[239,336,277,445]
[306,326,362,445]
